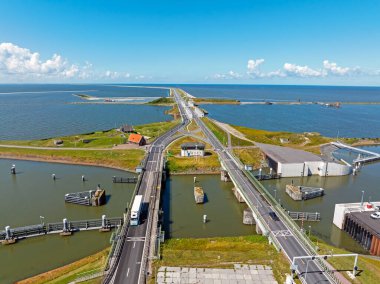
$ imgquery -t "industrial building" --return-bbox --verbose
[180,142,205,157]
[333,202,380,256]
[256,143,352,177]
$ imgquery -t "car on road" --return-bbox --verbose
[370,212,380,219]
[269,211,280,221]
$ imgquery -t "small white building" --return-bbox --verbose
[333,201,380,229]
[181,142,205,157]
[194,107,205,118]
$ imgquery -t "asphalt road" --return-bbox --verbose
[112,90,189,284]
[186,96,332,283]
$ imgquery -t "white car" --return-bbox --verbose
[370,212,380,219]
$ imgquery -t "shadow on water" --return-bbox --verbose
[203,193,209,204]
[105,194,112,204]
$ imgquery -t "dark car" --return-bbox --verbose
[269,211,280,221]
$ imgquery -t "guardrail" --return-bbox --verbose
[102,154,149,283]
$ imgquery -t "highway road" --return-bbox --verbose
[111,89,190,284]
[173,90,334,284]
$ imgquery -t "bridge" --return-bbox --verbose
[331,141,380,165]
[104,89,344,284]
[103,89,191,284]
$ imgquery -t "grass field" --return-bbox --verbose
[134,120,180,142]
[311,237,380,283]
[18,248,109,284]
[151,235,291,284]
[146,97,175,105]
[202,118,228,146]
[0,147,145,171]
[233,148,263,168]
[166,136,220,173]
[0,129,126,148]
[192,98,240,104]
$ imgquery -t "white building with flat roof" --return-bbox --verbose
[256,143,352,177]
[181,142,205,157]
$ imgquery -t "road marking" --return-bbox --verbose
[126,267,130,277]
[127,237,146,242]
[272,230,293,237]
[133,241,136,248]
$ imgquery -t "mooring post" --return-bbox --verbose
[63,218,68,232]
[82,175,85,182]
[5,226,12,240]
[11,164,16,175]
[102,215,107,228]
[203,215,207,223]
[52,173,56,180]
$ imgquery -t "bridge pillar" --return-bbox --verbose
[255,220,262,235]
[60,218,72,236]
[232,187,245,203]
[243,208,255,225]
[221,170,230,182]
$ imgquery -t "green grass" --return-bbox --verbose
[146,97,174,105]
[19,248,109,284]
[0,147,144,171]
[152,236,291,284]
[311,237,380,283]
[166,136,220,173]
[0,129,126,148]
[202,118,228,146]
[135,120,180,142]
[233,148,263,168]
[231,134,254,146]
[193,98,240,104]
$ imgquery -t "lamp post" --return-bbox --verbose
[360,190,365,207]
[308,225,311,238]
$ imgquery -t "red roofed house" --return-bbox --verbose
[128,133,146,146]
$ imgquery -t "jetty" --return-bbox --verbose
[65,185,106,206]
[0,215,122,245]
[112,176,138,183]
[331,141,380,165]
[194,186,205,204]
[285,184,324,201]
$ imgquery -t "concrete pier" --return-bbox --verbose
[220,170,230,182]
[243,208,255,225]
[232,187,245,203]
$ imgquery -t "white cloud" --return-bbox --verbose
[0,42,82,78]
[247,59,265,76]
[212,70,242,80]
[322,60,360,76]
[283,63,323,77]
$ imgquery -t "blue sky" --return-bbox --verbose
[0,0,379,85]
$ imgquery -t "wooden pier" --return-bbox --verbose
[0,216,123,244]
[112,176,138,183]
[65,187,106,206]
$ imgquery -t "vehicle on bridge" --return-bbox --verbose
[130,195,143,226]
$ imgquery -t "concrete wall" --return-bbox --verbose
[278,161,351,177]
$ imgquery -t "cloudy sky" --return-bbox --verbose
[0,0,379,85]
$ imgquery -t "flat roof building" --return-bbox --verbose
[181,142,205,157]
[256,143,352,177]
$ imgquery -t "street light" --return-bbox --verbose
[308,225,311,238]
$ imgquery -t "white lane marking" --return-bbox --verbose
[133,241,136,248]
[126,267,130,277]
[272,230,293,237]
